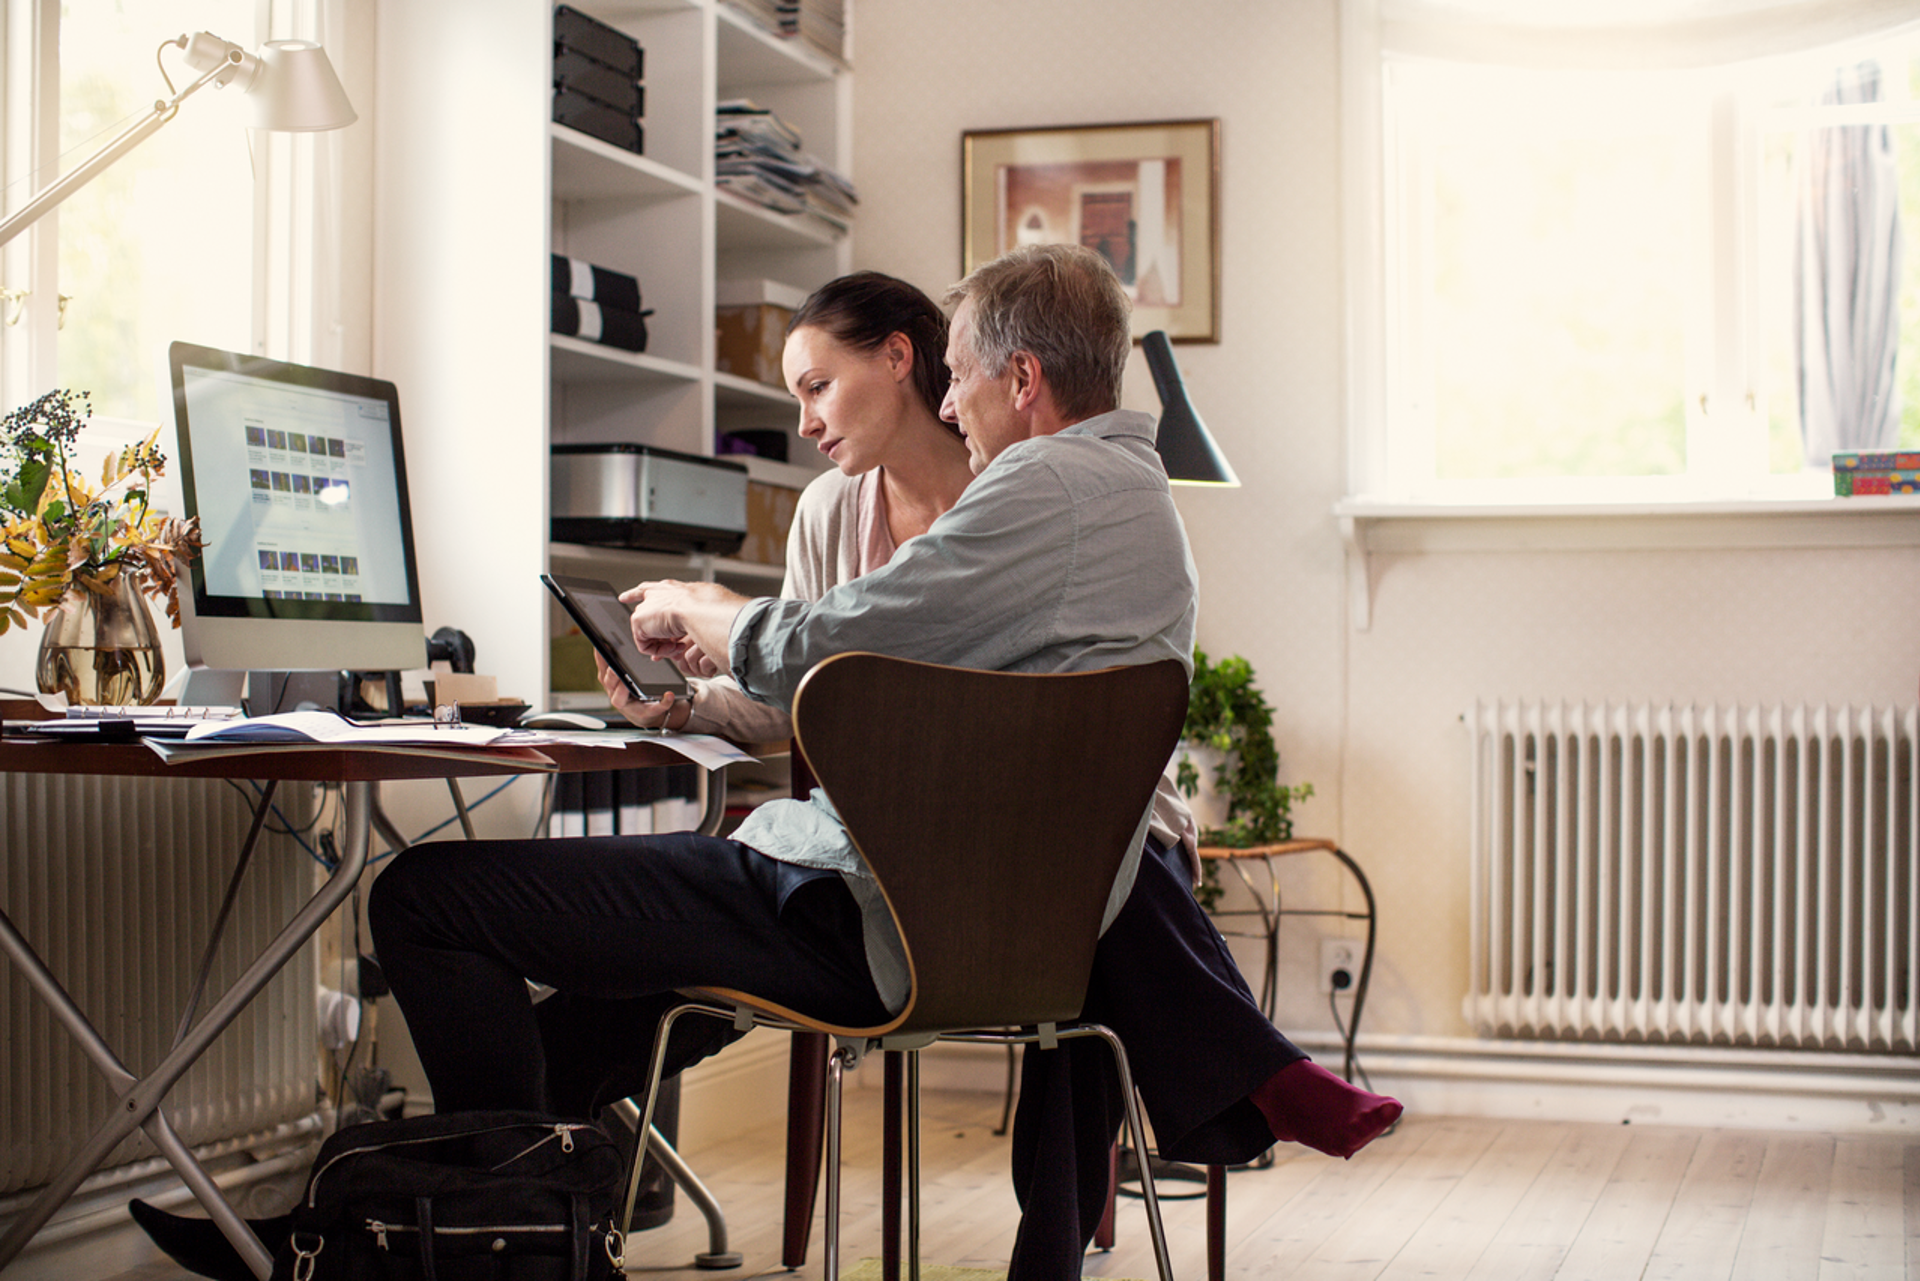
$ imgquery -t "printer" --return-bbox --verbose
[550,443,749,555]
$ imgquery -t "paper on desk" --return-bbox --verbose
[181,710,510,748]
[494,728,757,770]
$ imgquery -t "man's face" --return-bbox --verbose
[940,296,1026,475]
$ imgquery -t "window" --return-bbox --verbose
[1349,2,1920,504]
[1,0,350,424]
[54,0,259,422]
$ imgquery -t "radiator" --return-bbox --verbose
[1,774,321,1195]
[1464,700,1918,1052]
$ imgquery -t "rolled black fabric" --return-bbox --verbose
[551,293,650,353]
[551,254,642,314]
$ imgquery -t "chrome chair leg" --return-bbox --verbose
[608,1095,742,1268]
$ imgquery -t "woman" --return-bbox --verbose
[600,273,1400,1273]
[615,270,974,741]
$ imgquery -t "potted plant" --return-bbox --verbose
[0,388,204,703]
[1177,650,1313,909]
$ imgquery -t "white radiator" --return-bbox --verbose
[1,774,321,1195]
[1464,700,1918,1052]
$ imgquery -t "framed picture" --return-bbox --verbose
[961,119,1220,342]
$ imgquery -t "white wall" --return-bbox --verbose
[850,0,1920,1045]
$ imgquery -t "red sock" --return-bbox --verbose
[1249,1058,1402,1159]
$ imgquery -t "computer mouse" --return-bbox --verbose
[518,710,611,731]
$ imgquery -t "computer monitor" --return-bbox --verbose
[168,341,426,678]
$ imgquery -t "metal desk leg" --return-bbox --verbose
[0,779,373,1279]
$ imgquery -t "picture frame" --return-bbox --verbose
[961,119,1220,343]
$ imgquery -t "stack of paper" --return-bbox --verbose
[719,0,846,66]
[715,100,857,233]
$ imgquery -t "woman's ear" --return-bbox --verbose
[883,331,914,382]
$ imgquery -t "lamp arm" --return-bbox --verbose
[0,48,241,250]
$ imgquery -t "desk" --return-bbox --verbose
[0,733,709,1279]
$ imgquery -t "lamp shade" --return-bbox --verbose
[1143,330,1239,487]
[248,40,357,131]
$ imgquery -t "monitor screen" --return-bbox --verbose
[169,342,426,674]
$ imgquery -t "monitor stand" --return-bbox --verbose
[246,671,349,717]
[179,668,246,709]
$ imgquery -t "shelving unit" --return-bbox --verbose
[374,0,848,711]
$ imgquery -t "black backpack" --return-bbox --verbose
[271,1111,626,1281]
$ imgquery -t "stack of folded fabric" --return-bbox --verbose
[553,4,645,155]
[715,99,857,233]
[551,254,652,353]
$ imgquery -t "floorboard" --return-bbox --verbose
[91,1094,1919,1281]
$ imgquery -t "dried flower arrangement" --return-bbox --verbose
[0,388,204,634]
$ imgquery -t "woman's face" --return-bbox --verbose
[783,324,916,476]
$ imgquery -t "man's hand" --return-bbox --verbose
[621,579,751,679]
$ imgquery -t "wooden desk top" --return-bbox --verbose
[0,734,702,783]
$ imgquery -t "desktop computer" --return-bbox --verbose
[166,342,428,712]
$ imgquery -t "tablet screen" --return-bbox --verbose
[541,574,690,703]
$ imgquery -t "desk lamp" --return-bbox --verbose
[1144,329,1239,487]
[0,32,356,249]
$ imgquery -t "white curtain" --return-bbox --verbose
[1796,61,1903,463]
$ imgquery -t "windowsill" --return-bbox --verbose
[1334,491,1920,630]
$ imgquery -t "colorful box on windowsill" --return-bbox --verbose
[1831,449,1920,496]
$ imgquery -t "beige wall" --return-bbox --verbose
[851,0,1920,1044]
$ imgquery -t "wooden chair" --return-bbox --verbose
[626,652,1192,1281]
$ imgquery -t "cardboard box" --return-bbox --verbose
[715,303,793,388]
[716,278,809,309]
[738,480,802,565]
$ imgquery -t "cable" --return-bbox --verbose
[220,777,330,867]
[405,776,522,844]
[1328,988,1377,1096]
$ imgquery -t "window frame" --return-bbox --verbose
[1343,0,1920,511]
[0,0,353,421]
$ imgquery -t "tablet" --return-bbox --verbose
[540,574,690,704]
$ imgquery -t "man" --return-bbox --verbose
[367,245,1395,1280]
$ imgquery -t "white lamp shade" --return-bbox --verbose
[248,40,356,131]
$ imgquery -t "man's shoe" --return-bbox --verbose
[128,1199,290,1281]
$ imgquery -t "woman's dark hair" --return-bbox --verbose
[788,271,951,419]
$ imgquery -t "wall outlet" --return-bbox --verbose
[1320,938,1359,995]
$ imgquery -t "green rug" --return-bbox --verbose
[837,1261,1142,1281]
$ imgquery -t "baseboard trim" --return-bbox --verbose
[908,1032,1920,1134]
[677,1027,793,1149]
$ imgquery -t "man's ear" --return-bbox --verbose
[1006,350,1044,411]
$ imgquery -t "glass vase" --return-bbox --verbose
[35,574,165,706]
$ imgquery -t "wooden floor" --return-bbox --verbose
[108,1086,1918,1280]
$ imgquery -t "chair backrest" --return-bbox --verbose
[791,652,1190,1037]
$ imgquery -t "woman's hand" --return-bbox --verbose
[595,652,691,729]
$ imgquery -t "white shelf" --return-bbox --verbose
[550,125,703,201]
[716,190,846,250]
[735,454,827,489]
[550,336,703,386]
[379,1,850,708]
[716,4,844,85]
[713,369,790,404]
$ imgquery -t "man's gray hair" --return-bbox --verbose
[944,244,1132,421]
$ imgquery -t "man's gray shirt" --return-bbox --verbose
[727,408,1199,1012]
